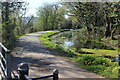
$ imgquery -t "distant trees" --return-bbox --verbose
[65,2,119,39]
[14,2,29,35]
[0,1,119,48]
[34,2,119,40]
[34,3,67,31]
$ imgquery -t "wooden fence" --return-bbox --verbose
[0,43,59,80]
[0,43,11,80]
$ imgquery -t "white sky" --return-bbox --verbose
[24,0,60,17]
[23,0,119,17]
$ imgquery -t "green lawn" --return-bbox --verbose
[81,48,118,57]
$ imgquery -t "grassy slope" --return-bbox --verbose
[38,31,118,78]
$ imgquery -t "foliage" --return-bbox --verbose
[34,3,82,31]
[39,31,118,78]
[34,3,67,31]
[101,37,118,47]
[1,2,119,49]
[65,2,119,39]
[1,1,119,77]
[0,2,36,49]
[76,55,96,66]
[1,2,28,48]
[39,31,77,57]
[73,55,118,78]
[76,55,111,66]
[39,31,61,49]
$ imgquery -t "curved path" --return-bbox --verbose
[11,31,103,78]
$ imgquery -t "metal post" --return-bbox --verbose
[53,69,59,80]
[5,50,11,80]
[18,62,29,80]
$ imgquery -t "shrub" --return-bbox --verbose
[77,55,96,66]
[92,57,111,66]
[99,66,118,78]
[86,65,106,73]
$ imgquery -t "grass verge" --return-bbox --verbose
[38,31,118,78]
[16,33,30,39]
[81,48,118,57]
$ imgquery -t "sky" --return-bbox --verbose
[23,0,119,17]
[24,0,60,17]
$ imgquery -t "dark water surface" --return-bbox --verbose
[51,30,118,62]
[51,30,114,50]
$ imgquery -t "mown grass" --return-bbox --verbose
[81,48,118,57]
[38,31,118,78]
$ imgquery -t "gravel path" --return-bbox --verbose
[11,31,103,78]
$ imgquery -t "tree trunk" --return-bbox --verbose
[111,27,117,40]
[105,16,111,38]
[2,2,10,45]
[86,23,92,35]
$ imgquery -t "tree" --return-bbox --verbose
[34,4,50,31]
[65,2,119,39]
[1,2,28,48]
[34,3,66,31]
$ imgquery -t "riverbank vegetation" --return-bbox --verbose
[0,2,35,49]
[1,2,119,48]
[39,31,118,78]
[1,1,119,78]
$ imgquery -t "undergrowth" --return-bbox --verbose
[38,31,118,78]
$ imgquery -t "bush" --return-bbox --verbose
[92,57,111,66]
[99,66,118,78]
[76,55,118,78]
[77,54,113,66]
[86,65,106,73]
[77,55,96,66]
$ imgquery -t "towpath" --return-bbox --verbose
[11,31,103,78]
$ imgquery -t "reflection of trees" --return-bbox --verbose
[62,32,72,38]
[72,31,87,51]
[52,30,114,51]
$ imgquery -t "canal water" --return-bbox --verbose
[51,30,114,50]
[51,30,118,62]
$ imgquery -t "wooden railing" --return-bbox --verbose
[0,43,11,80]
[0,43,59,80]
[17,62,59,80]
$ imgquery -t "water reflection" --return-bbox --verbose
[51,30,118,62]
[51,30,114,50]
[114,57,118,62]
[64,41,74,49]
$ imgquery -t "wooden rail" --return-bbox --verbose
[0,43,11,80]
[17,62,59,80]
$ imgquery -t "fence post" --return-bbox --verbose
[53,69,59,80]
[5,50,11,80]
[18,62,29,80]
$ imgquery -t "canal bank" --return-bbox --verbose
[39,30,118,78]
